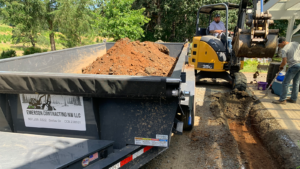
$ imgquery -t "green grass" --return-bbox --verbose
[0,25,66,56]
[0,23,109,57]
[272,57,282,62]
[0,27,12,32]
[0,34,12,43]
[240,59,268,73]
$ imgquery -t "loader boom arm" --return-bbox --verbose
[236,0,249,29]
[232,0,279,59]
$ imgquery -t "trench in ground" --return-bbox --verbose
[228,120,279,169]
[210,90,279,169]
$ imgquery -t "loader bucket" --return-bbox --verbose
[233,29,279,58]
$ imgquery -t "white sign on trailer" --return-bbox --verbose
[19,94,86,131]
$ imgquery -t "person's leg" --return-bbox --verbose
[291,63,300,101]
[279,66,297,101]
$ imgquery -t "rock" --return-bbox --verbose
[145,67,156,74]
[154,43,170,55]
[192,137,199,141]
[204,133,210,137]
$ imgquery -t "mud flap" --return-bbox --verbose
[172,118,183,135]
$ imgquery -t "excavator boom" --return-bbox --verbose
[233,0,279,58]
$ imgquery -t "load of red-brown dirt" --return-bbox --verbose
[82,38,177,76]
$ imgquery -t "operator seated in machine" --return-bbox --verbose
[209,14,234,49]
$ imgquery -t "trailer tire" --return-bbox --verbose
[233,72,247,91]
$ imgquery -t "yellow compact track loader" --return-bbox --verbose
[189,0,278,91]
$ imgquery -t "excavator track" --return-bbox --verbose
[233,72,247,91]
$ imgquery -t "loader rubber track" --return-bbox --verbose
[233,72,247,91]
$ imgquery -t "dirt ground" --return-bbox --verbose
[142,82,279,169]
[142,85,242,169]
[228,120,278,169]
[82,38,176,76]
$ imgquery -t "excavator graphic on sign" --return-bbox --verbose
[27,94,56,111]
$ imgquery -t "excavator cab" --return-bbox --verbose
[189,1,279,91]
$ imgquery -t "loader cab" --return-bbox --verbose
[195,3,239,37]
[194,3,239,51]
[190,3,239,72]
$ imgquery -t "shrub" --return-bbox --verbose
[243,59,259,67]
[37,35,50,47]
[272,57,282,62]
[23,47,42,55]
[0,49,16,59]
[42,49,48,52]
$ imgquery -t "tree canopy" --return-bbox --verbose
[0,0,298,48]
[53,0,95,47]
[1,0,44,47]
[132,0,240,42]
[93,0,150,41]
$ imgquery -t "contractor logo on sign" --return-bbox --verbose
[20,94,86,131]
[25,94,57,110]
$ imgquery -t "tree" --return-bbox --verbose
[269,20,300,38]
[1,0,58,50]
[1,0,44,47]
[53,0,95,47]
[93,0,150,41]
[44,0,58,51]
[132,0,242,42]
[1,0,96,50]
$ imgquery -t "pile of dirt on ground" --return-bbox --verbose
[82,38,176,76]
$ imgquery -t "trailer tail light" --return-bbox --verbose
[109,146,153,169]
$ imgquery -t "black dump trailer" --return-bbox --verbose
[0,42,195,169]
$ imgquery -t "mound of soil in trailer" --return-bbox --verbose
[82,38,176,76]
[210,89,279,169]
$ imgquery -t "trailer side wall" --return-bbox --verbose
[0,43,105,73]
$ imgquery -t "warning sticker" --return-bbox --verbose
[134,137,168,147]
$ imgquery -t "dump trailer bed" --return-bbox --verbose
[0,42,195,169]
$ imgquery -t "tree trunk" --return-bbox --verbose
[31,41,35,47]
[48,19,56,51]
[30,36,35,47]
[50,32,56,51]
[157,0,161,26]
